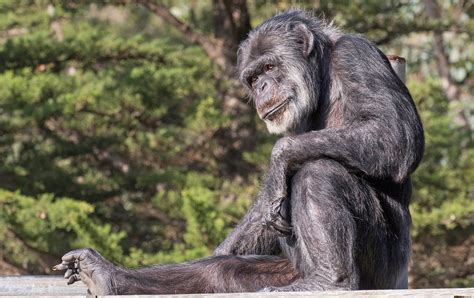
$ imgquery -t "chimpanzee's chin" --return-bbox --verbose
[265,117,292,135]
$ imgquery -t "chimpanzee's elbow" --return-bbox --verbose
[394,121,424,183]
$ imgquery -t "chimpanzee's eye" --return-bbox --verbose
[249,75,258,86]
[264,64,275,72]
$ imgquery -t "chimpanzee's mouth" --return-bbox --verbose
[262,99,290,121]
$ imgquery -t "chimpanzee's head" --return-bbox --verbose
[237,10,334,134]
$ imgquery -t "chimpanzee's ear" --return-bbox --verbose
[291,23,314,57]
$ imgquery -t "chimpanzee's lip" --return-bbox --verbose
[262,98,290,121]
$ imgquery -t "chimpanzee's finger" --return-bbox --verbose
[273,217,293,233]
[67,273,81,285]
[52,261,75,271]
[53,248,94,271]
[270,225,292,237]
[64,268,76,279]
[61,248,89,262]
[264,216,292,237]
[52,263,68,271]
[262,220,282,236]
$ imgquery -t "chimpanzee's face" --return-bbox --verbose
[238,24,317,135]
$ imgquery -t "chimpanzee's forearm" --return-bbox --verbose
[112,255,298,294]
[214,197,281,255]
[274,120,423,183]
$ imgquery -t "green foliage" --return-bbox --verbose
[409,78,474,239]
[0,1,234,268]
[0,0,472,288]
[0,189,124,272]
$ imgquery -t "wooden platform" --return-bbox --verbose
[0,276,473,297]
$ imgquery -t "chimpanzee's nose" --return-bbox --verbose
[260,81,268,92]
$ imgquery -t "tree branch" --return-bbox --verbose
[134,0,227,70]
[423,0,469,129]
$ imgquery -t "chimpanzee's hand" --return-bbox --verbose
[261,137,293,236]
[262,197,292,236]
[53,248,119,295]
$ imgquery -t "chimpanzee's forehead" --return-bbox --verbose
[248,34,276,57]
[241,32,284,65]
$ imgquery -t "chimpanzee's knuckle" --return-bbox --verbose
[80,248,101,260]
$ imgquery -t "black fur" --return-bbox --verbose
[54,10,424,294]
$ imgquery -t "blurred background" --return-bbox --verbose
[0,0,472,288]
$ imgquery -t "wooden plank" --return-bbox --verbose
[0,275,88,297]
[99,287,474,298]
[0,276,473,297]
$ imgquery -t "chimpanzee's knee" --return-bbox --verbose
[291,159,354,207]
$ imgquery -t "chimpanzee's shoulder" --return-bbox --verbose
[330,34,390,77]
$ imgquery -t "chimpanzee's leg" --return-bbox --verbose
[268,159,370,291]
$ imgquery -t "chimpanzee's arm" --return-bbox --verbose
[214,190,285,255]
[272,119,423,184]
[114,255,297,294]
[279,36,423,183]
[53,248,298,295]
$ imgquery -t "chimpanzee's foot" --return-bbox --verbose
[262,199,292,237]
[53,248,119,295]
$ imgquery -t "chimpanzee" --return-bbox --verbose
[54,9,424,294]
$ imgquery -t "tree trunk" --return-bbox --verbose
[213,0,251,69]
[136,0,256,176]
[423,0,469,129]
[212,0,256,175]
